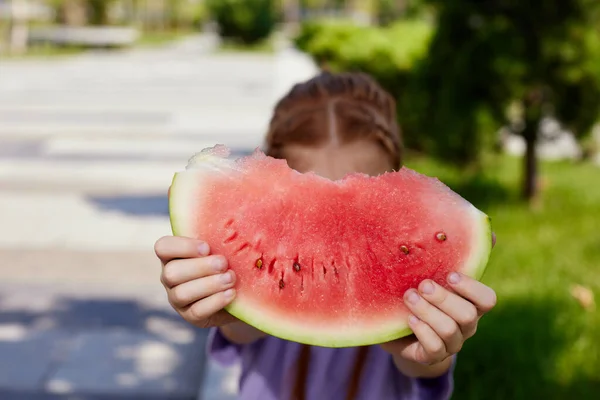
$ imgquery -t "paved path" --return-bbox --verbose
[0,35,318,399]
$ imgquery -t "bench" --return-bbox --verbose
[29,26,140,47]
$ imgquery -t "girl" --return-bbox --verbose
[154,72,497,400]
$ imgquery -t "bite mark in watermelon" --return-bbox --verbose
[169,145,493,348]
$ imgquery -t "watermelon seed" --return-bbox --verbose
[293,262,301,272]
[400,245,410,255]
[279,279,285,289]
[435,232,447,242]
[255,258,263,269]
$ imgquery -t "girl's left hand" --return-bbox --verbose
[380,234,497,367]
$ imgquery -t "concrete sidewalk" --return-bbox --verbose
[0,35,319,399]
[0,280,208,399]
[0,235,240,400]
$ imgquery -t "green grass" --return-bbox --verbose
[0,44,87,60]
[403,154,600,399]
[216,37,275,54]
[137,29,197,47]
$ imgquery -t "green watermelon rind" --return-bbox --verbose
[465,213,493,281]
[169,169,493,348]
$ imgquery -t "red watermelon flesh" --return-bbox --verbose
[169,145,492,348]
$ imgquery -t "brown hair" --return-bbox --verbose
[265,71,403,170]
[263,71,402,400]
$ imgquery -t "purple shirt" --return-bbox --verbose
[207,327,455,400]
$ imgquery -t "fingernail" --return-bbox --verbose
[213,257,227,272]
[448,272,461,284]
[198,242,210,256]
[220,271,232,284]
[421,280,434,295]
[224,289,235,299]
[406,290,420,304]
[408,315,419,325]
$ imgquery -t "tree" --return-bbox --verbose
[87,0,112,25]
[420,0,600,201]
[50,0,85,25]
[50,0,117,26]
[206,0,277,45]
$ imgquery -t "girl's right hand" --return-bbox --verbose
[154,236,238,328]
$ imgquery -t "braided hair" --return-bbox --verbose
[265,71,403,170]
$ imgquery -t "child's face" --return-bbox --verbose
[282,139,395,180]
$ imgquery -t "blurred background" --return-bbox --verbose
[0,0,598,399]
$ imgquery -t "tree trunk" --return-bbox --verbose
[131,0,145,29]
[521,103,543,202]
[88,0,110,26]
[522,125,538,201]
[166,0,181,30]
[58,0,88,26]
[8,0,29,55]
[521,88,545,203]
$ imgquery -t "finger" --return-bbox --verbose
[169,270,236,308]
[404,289,463,354]
[161,255,228,288]
[382,335,419,361]
[447,272,497,315]
[492,232,497,248]
[406,314,447,364]
[182,290,236,327]
[154,236,210,264]
[418,279,479,337]
[379,334,415,355]
[208,309,238,327]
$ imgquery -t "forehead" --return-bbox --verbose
[282,139,395,180]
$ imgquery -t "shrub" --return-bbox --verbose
[206,0,277,45]
[294,19,434,151]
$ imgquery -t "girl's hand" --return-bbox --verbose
[154,236,238,328]
[380,233,497,373]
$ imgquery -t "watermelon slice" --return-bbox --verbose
[169,145,492,348]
